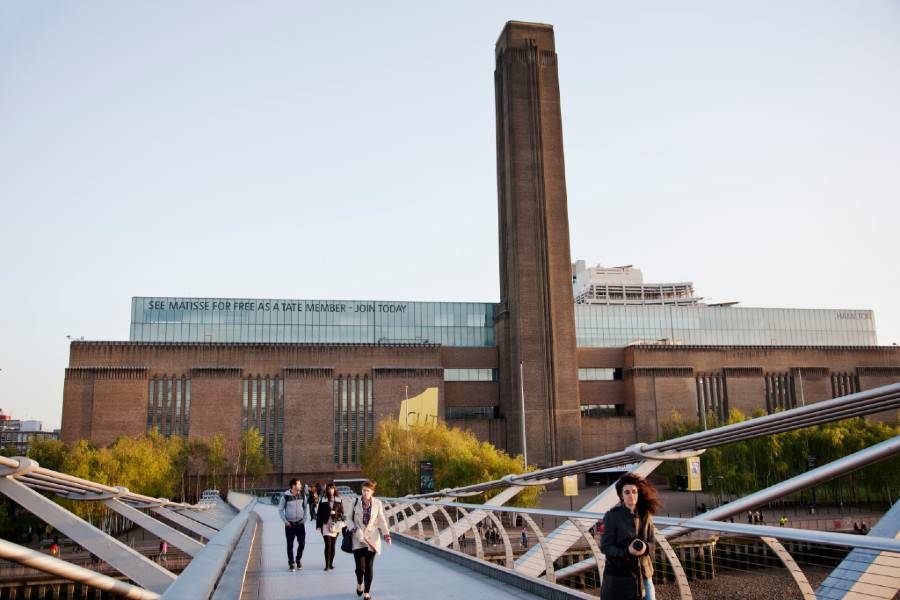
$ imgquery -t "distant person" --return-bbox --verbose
[747,511,754,524]
[158,539,168,565]
[49,537,60,558]
[520,528,528,548]
[316,482,346,571]
[853,521,862,533]
[779,515,788,527]
[349,480,391,600]
[600,473,661,600]
[860,522,869,534]
[279,478,308,571]
[308,484,320,522]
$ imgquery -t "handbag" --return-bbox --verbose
[340,528,354,553]
[340,498,359,554]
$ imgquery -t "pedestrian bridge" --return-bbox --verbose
[1,383,898,599]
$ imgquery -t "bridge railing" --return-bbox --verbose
[380,383,900,600]
[0,453,255,598]
[382,494,900,600]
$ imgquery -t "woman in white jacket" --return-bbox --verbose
[350,480,391,599]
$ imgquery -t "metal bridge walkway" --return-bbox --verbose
[241,501,548,600]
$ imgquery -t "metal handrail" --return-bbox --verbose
[384,497,900,554]
[410,383,900,497]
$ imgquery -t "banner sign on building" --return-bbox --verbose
[686,456,702,491]
[399,388,439,429]
[419,461,435,494]
[562,460,578,497]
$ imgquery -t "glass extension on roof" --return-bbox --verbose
[131,297,495,347]
[575,304,878,347]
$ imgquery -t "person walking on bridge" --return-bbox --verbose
[279,478,308,571]
[600,473,661,600]
[316,482,346,571]
[350,480,391,600]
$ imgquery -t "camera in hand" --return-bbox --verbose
[630,539,646,553]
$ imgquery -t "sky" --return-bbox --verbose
[1,2,899,430]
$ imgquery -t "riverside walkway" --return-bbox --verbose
[241,501,547,600]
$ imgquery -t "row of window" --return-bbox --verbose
[334,377,374,465]
[578,368,622,381]
[147,378,191,437]
[444,368,498,382]
[446,406,499,419]
[580,404,625,417]
[242,377,284,468]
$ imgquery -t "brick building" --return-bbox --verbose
[60,22,900,481]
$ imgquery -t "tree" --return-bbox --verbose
[657,411,900,505]
[362,420,543,507]
[237,428,269,490]
[204,433,228,491]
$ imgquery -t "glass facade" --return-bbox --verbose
[131,297,877,348]
[575,305,877,347]
[131,297,494,347]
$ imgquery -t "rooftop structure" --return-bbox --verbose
[572,260,700,306]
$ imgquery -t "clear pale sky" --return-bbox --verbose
[2,2,898,430]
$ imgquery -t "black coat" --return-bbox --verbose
[600,505,655,600]
[315,497,344,529]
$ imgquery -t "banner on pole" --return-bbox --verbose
[562,460,578,497]
[686,456,702,491]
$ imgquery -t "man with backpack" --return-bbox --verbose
[279,478,309,571]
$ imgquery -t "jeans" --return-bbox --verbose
[643,577,656,600]
[285,520,306,566]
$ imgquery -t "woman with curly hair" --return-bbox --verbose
[600,473,662,600]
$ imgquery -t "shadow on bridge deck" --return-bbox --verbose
[242,502,543,600]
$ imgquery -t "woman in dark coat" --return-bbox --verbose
[600,473,661,600]
[316,482,345,571]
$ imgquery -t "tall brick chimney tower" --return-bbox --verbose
[494,22,582,467]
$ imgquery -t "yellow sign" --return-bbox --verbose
[399,388,439,430]
[686,456,702,491]
[562,460,578,497]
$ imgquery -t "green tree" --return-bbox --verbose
[27,438,68,470]
[657,411,899,505]
[204,433,228,490]
[236,428,270,490]
[363,420,543,507]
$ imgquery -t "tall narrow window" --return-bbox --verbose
[147,380,156,432]
[242,379,249,431]
[350,376,358,464]
[183,379,191,437]
[333,379,340,464]
[260,377,267,437]
[164,379,173,436]
[341,378,349,464]
[174,378,183,435]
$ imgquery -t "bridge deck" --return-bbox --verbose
[244,502,542,599]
